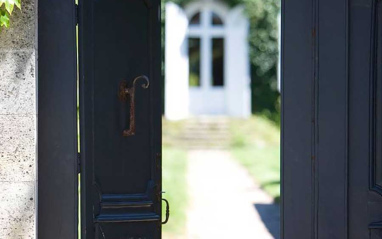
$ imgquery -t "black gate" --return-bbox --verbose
[38,0,382,238]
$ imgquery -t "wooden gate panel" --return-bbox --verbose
[283,0,382,238]
[79,0,162,238]
[281,0,314,237]
[316,0,348,237]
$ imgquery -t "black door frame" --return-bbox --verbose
[37,0,78,238]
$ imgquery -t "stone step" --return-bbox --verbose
[176,138,230,143]
[180,134,230,138]
[183,126,229,130]
[178,143,230,147]
[184,146,228,150]
[183,128,229,132]
[184,126,229,130]
[178,142,229,147]
[175,117,231,149]
[180,140,230,143]
[182,142,229,145]
[177,140,230,145]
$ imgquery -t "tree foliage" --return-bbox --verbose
[0,0,21,31]
[164,0,280,121]
[243,0,280,121]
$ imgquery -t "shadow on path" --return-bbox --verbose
[254,203,280,239]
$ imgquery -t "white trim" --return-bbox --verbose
[200,9,211,90]
[164,3,189,120]
[185,1,229,21]
[225,5,251,117]
[188,28,225,37]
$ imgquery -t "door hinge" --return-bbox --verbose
[77,153,81,173]
[75,4,79,25]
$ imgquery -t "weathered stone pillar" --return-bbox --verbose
[0,0,37,238]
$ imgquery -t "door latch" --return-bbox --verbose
[118,75,150,136]
[162,198,170,225]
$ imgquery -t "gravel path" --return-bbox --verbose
[186,150,280,239]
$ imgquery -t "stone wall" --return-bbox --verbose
[0,0,37,238]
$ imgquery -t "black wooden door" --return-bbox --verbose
[282,0,382,238]
[78,0,162,238]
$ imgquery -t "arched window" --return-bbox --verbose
[187,9,225,87]
[190,12,201,25]
[212,12,223,25]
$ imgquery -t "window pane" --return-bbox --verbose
[190,12,201,25]
[189,38,201,87]
[212,12,223,25]
[212,38,224,86]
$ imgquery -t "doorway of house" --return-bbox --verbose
[162,0,281,238]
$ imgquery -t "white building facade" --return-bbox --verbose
[165,0,251,120]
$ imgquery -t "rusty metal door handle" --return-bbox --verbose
[118,75,150,136]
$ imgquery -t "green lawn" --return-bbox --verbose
[230,115,281,202]
[162,147,188,237]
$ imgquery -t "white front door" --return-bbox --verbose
[187,7,226,115]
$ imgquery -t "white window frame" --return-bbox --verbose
[185,1,229,89]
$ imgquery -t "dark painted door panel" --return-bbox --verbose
[79,0,162,238]
[283,0,382,238]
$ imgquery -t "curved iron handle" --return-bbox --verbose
[119,75,150,136]
[162,198,170,225]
